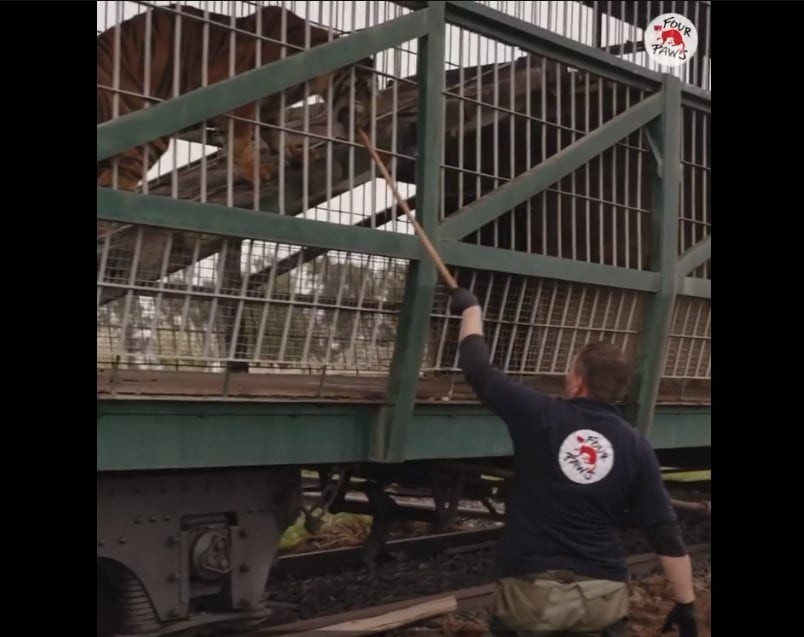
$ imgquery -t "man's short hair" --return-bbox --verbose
[574,341,631,403]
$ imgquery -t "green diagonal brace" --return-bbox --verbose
[97,188,422,260]
[632,76,682,434]
[97,8,430,162]
[371,3,446,463]
[677,235,711,280]
[438,240,660,292]
[679,277,710,299]
[440,91,662,241]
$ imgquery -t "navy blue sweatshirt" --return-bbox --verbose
[459,335,678,582]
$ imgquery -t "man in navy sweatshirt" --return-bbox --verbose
[450,287,698,637]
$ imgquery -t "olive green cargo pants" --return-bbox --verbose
[488,570,630,637]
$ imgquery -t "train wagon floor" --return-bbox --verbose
[97,368,710,404]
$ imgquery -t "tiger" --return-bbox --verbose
[97,3,376,191]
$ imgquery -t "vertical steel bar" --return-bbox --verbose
[621,291,638,355]
[372,2,446,463]
[693,306,710,378]
[177,237,202,365]
[490,275,510,362]
[632,75,681,433]
[148,232,174,363]
[253,244,281,360]
[671,298,691,377]
[346,257,372,369]
[519,278,543,375]
[683,299,704,379]
[525,54,532,254]
[115,227,145,362]
[504,278,528,372]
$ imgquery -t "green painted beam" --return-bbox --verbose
[97,8,430,162]
[402,405,711,459]
[97,402,372,471]
[373,3,447,463]
[632,77,682,434]
[440,92,662,241]
[97,188,422,261]
[439,240,660,292]
[97,400,709,470]
[677,235,711,279]
[430,1,710,113]
[679,277,710,299]
[647,408,711,451]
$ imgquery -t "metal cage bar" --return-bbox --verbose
[372,2,447,462]
[631,75,682,434]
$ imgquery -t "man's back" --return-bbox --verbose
[498,396,652,582]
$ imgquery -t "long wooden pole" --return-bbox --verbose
[357,128,458,290]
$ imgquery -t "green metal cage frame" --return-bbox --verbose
[97,1,710,469]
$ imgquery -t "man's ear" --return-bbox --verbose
[567,370,585,397]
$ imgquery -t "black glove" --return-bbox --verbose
[661,601,697,637]
[449,287,480,315]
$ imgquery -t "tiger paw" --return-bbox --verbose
[285,138,307,165]
[237,160,277,189]
[258,161,277,183]
[97,170,140,191]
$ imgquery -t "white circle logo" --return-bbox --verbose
[644,13,698,68]
[558,429,615,484]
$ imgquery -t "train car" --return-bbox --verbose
[97,1,710,634]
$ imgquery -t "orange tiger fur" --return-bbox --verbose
[97,3,375,191]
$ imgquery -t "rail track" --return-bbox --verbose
[273,526,502,578]
[239,543,711,637]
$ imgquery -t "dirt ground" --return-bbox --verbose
[625,573,711,637]
[434,573,711,637]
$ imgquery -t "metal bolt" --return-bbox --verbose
[167,535,180,546]
[134,516,143,524]
[97,540,105,548]
[220,559,230,570]
[239,529,248,538]
[149,515,157,523]
[167,573,178,583]
[163,514,171,521]
[118,537,127,545]
[240,564,250,573]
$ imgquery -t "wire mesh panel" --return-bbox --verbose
[97,220,408,398]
